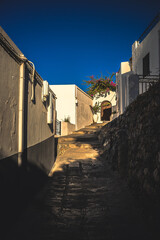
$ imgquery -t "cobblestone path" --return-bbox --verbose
[5,124,158,240]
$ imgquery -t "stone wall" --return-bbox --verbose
[98,82,160,197]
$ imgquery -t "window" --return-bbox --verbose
[143,53,150,77]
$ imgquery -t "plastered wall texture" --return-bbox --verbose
[132,22,160,76]
[50,85,76,124]
[0,43,19,159]
[76,87,93,130]
[116,62,131,115]
[26,65,55,147]
[93,91,116,122]
[51,85,93,132]
[0,27,56,173]
[98,82,160,198]
[61,122,75,136]
[116,61,139,116]
[24,65,56,173]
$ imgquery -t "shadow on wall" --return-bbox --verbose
[26,136,56,174]
[0,150,48,240]
[21,66,55,174]
[97,82,160,226]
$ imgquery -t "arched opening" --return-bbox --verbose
[101,101,112,121]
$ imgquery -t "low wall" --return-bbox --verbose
[61,122,75,136]
[98,82,160,198]
[0,155,48,239]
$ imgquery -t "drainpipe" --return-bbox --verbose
[18,61,25,166]
[17,56,35,166]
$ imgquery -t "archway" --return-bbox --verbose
[101,101,112,121]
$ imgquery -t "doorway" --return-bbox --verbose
[101,101,112,121]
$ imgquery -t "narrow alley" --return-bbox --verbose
[1,7,160,240]
[4,123,159,240]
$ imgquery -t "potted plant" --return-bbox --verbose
[63,116,70,123]
[91,103,101,122]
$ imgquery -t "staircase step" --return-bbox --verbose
[59,141,101,148]
[56,122,106,157]
[85,122,108,128]
[72,128,101,135]
[58,123,107,138]
[58,134,98,143]
[58,148,99,161]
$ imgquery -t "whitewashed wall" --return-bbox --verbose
[50,84,93,131]
[116,62,131,115]
[132,21,160,75]
[132,21,160,94]
[50,85,76,124]
[116,21,160,116]
[93,91,116,122]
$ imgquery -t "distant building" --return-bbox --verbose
[116,13,160,115]
[0,26,56,174]
[92,91,117,122]
[50,84,93,135]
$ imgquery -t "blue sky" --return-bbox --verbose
[1,0,159,91]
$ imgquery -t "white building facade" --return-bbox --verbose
[50,84,93,135]
[116,62,139,115]
[116,14,160,115]
[132,20,160,77]
[93,90,117,122]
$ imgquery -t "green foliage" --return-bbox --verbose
[91,103,101,114]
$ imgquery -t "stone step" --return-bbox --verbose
[56,122,106,158]
[50,148,99,174]
[56,123,107,138]
[59,148,99,161]
[69,123,107,135]
[85,122,108,128]
[82,126,101,130]
[57,141,101,156]
[58,134,98,143]
[72,127,103,135]
[58,141,101,149]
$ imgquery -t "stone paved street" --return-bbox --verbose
[5,124,159,240]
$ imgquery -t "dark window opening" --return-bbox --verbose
[143,53,150,77]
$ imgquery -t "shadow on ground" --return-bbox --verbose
[3,123,160,240]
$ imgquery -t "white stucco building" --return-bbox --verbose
[116,14,160,115]
[50,84,93,135]
[93,90,117,122]
[132,16,160,94]
[116,62,139,115]
[132,19,160,77]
